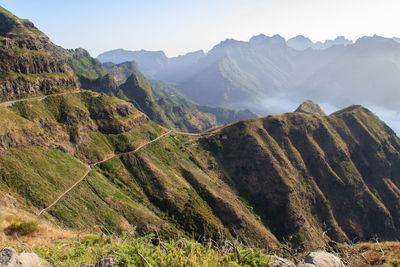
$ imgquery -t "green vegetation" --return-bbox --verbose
[0,71,73,82]
[69,57,104,80]
[32,232,271,266]
[390,259,400,267]
[5,219,38,235]
[0,146,88,208]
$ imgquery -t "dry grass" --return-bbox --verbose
[354,241,400,267]
[0,206,85,250]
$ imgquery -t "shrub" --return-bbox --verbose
[390,259,400,267]
[5,219,38,235]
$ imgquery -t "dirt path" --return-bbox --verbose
[37,166,91,217]
[37,130,172,218]
[0,89,81,107]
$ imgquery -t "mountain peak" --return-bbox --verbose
[287,35,314,50]
[249,34,286,46]
[294,100,326,116]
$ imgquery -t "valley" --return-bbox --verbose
[0,4,400,266]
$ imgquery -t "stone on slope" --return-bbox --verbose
[296,251,344,267]
[0,247,49,267]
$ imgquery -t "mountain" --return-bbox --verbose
[102,60,259,129]
[3,6,400,259]
[2,90,400,248]
[118,70,217,133]
[97,34,400,133]
[287,35,353,51]
[96,34,346,111]
[98,49,206,82]
[286,35,314,50]
[293,35,400,110]
[0,6,220,134]
[97,49,168,79]
[294,100,326,116]
[0,6,78,101]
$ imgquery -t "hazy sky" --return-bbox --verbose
[2,0,400,57]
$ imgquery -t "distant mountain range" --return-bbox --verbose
[98,34,400,133]
[286,35,353,50]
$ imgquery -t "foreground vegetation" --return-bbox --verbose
[8,230,270,266]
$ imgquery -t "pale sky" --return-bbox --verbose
[1,0,400,57]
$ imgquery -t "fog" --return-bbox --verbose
[253,96,400,136]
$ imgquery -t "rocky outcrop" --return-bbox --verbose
[0,73,77,100]
[297,252,344,267]
[294,100,326,116]
[96,112,149,134]
[79,74,118,93]
[0,247,49,267]
[0,48,68,74]
[0,7,78,101]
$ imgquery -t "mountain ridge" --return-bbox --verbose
[97,34,400,134]
[2,6,400,262]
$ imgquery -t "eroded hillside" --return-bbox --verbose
[1,93,400,251]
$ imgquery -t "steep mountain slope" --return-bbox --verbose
[118,68,217,133]
[0,7,231,134]
[177,35,298,109]
[2,92,400,249]
[98,34,344,112]
[0,91,279,248]
[2,6,400,254]
[199,104,400,244]
[103,61,258,131]
[0,6,78,101]
[97,35,400,135]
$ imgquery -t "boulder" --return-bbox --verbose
[296,251,344,267]
[0,247,49,267]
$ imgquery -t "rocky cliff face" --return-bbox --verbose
[0,6,78,101]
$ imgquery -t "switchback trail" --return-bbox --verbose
[37,130,172,218]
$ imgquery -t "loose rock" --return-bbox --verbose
[0,247,49,267]
[296,251,344,267]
